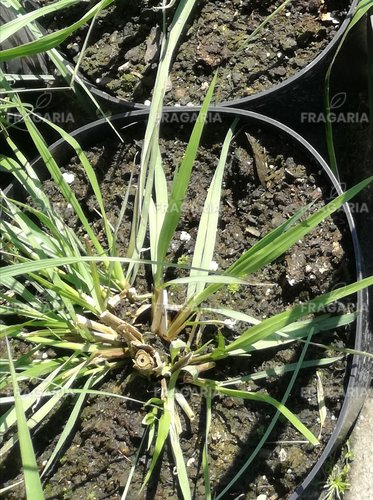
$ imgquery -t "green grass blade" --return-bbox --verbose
[25,273,96,313]
[208,384,318,445]
[0,359,72,391]
[5,338,44,499]
[121,430,148,499]
[200,176,373,303]
[188,119,237,298]
[16,104,106,257]
[169,420,191,499]
[139,408,171,494]
[0,364,65,435]
[166,275,250,286]
[127,0,198,279]
[40,372,105,478]
[226,278,373,353]
[52,387,151,406]
[167,176,372,338]
[238,0,292,51]
[1,274,44,309]
[215,331,314,499]
[1,203,63,259]
[0,255,139,281]
[0,131,57,214]
[0,1,119,135]
[154,73,218,285]
[27,110,126,285]
[149,144,168,277]
[202,387,212,500]
[0,0,79,42]
[220,355,343,387]
[0,196,100,312]
[1,123,92,263]
[69,8,98,85]
[139,373,180,495]
[4,106,107,307]
[0,0,114,61]
[203,308,356,353]
[1,360,85,457]
[167,374,191,499]
[51,271,77,321]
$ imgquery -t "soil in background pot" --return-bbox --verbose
[38,0,351,104]
[1,117,357,499]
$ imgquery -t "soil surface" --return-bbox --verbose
[1,117,357,499]
[38,0,351,104]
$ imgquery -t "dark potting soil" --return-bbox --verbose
[1,118,357,499]
[39,0,351,104]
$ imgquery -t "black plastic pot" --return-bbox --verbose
[1,1,359,114]
[5,107,372,498]
[86,0,361,114]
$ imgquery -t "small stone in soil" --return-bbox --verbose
[62,172,75,184]
[246,226,261,237]
[281,37,297,51]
